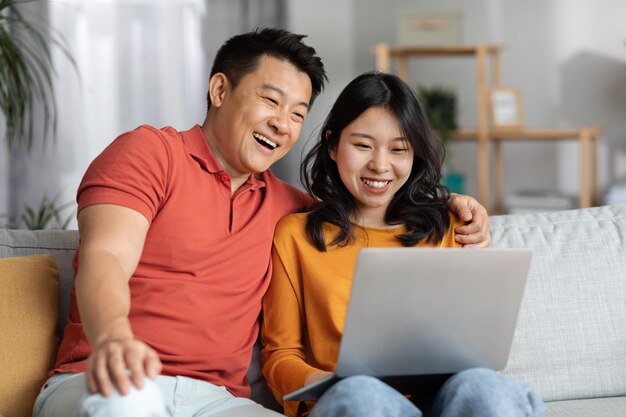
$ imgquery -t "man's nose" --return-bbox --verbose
[269,110,290,135]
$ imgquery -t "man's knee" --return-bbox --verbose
[36,373,167,417]
[81,377,167,417]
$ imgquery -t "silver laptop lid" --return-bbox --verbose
[335,248,531,378]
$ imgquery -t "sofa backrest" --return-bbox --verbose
[491,204,626,403]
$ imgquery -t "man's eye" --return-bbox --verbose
[292,113,305,122]
[264,97,278,105]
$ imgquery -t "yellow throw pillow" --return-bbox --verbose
[0,255,60,417]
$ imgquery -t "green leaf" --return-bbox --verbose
[19,194,75,230]
[0,0,79,151]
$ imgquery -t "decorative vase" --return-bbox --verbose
[442,170,465,195]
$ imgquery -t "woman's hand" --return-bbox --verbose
[304,370,334,387]
[448,193,491,248]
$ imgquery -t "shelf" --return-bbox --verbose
[452,128,600,140]
[377,44,502,57]
[373,43,600,211]
[373,43,501,208]
[449,128,600,209]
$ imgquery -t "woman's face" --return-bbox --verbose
[330,106,414,228]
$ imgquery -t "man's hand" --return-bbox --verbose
[448,193,491,248]
[86,336,162,397]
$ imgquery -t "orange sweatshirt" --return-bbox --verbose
[261,211,462,417]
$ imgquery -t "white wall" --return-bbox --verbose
[274,0,355,186]
[282,0,626,203]
[3,0,207,228]
[0,132,7,225]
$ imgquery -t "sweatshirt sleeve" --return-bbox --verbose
[446,211,463,248]
[261,218,319,415]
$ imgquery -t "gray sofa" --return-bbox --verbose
[1,204,626,416]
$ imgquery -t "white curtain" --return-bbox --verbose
[4,0,285,228]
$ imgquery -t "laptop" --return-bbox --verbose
[283,248,532,401]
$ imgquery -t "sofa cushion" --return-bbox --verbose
[546,396,626,417]
[0,255,60,417]
[491,204,626,403]
[0,229,79,339]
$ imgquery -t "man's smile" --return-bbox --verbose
[253,132,278,150]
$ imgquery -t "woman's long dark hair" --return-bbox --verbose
[301,72,451,251]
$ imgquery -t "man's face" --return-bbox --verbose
[206,55,313,180]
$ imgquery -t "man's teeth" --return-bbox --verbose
[253,133,277,149]
[362,178,390,189]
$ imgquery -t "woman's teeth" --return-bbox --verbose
[362,178,390,189]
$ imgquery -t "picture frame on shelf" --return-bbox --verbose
[489,87,524,130]
[396,10,462,46]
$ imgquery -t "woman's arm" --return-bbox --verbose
[261,243,321,405]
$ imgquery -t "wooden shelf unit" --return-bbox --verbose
[373,43,600,211]
[451,128,600,210]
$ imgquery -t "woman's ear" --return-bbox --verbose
[326,130,337,161]
[208,73,228,108]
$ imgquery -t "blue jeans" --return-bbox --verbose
[309,368,546,417]
[32,372,282,417]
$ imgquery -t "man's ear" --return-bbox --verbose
[208,73,228,108]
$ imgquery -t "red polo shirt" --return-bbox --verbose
[53,125,312,397]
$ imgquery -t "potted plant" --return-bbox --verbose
[417,84,465,194]
[0,0,73,150]
[0,0,77,229]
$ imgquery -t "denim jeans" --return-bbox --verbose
[309,368,546,417]
[32,372,283,417]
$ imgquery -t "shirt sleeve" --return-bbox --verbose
[446,211,463,248]
[261,219,319,413]
[77,126,171,222]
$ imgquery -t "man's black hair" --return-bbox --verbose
[207,28,327,110]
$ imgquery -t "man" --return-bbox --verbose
[33,28,490,417]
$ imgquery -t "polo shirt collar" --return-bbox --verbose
[181,125,265,190]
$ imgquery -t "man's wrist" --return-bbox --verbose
[92,318,134,349]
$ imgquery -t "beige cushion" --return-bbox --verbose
[492,204,626,402]
[0,255,60,417]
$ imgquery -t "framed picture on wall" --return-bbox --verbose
[489,87,524,130]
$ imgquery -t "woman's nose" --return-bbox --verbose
[367,150,390,173]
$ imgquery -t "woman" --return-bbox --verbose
[261,72,544,417]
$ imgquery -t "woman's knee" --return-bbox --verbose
[311,376,420,417]
[435,368,545,417]
[445,368,501,391]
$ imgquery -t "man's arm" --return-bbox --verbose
[448,194,491,248]
[75,204,161,397]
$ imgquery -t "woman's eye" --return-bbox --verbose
[355,143,371,149]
